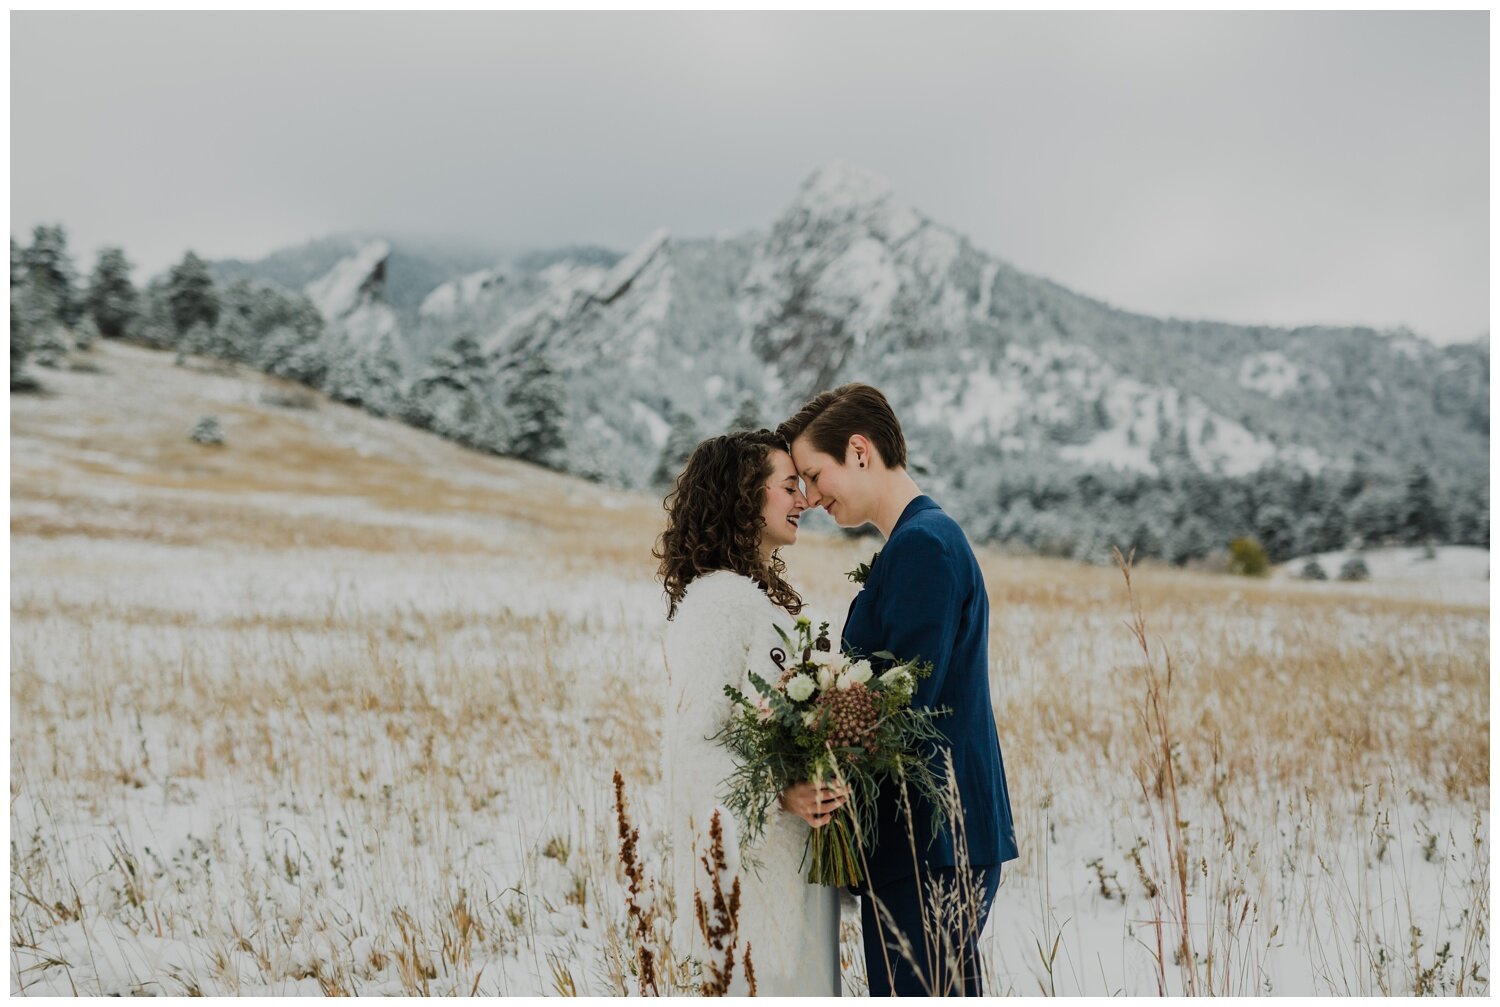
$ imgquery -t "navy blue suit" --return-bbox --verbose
[842,495,1018,995]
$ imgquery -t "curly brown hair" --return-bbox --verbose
[654,428,805,620]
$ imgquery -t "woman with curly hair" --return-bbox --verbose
[655,429,844,996]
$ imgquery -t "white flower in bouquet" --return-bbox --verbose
[802,710,818,728]
[879,664,914,689]
[816,665,837,693]
[844,659,874,686]
[808,650,835,668]
[786,673,816,702]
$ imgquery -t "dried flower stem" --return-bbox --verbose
[693,809,744,996]
[613,769,660,996]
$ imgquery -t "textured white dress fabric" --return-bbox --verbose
[662,570,841,996]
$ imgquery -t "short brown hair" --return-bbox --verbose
[776,383,907,470]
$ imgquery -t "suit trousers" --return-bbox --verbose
[860,864,1001,997]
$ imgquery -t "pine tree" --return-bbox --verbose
[166,251,220,337]
[11,239,35,388]
[362,333,406,417]
[506,353,567,468]
[1399,464,1444,544]
[175,321,214,366]
[654,411,700,488]
[1347,485,1400,548]
[13,225,80,370]
[257,323,327,387]
[406,332,506,452]
[208,311,251,367]
[133,278,179,349]
[20,224,80,328]
[249,287,326,385]
[85,247,138,339]
[1253,502,1296,561]
[323,331,406,417]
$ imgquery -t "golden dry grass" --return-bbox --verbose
[9,341,1489,995]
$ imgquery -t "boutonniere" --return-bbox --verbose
[846,551,880,587]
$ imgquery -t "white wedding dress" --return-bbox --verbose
[661,570,841,996]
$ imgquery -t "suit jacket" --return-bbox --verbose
[841,495,1019,891]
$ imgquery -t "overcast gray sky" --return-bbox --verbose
[11,11,1488,344]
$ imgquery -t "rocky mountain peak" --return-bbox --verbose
[303,239,391,322]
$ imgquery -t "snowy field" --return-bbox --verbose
[1273,544,1489,606]
[10,342,1489,995]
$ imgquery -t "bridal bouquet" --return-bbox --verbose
[715,616,950,887]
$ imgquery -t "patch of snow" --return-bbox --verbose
[814,237,900,334]
[1275,545,1489,605]
[419,267,507,318]
[901,226,960,281]
[337,300,399,349]
[1237,351,1301,399]
[303,240,390,321]
[595,228,669,305]
[790,162,923,245]
[913,366,1027,444]
[795,161,896,219]
[1059,423,1157,475]
[1277,442,1329,475]
[1186,398,1276,476]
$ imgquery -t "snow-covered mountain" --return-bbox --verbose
[206,163,1488,561]
[303,238,399,351]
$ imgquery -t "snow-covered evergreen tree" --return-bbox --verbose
[85,247,138,339]
[257,324,327,387]
[1252,502,1296,561]
[1399,464,1444,544]
[405,332,507,452]
[10,240,34,389]
[213,309,253,365]
[19,224,80,328]
[323,330,406,417]
[133,278,179,350]
[1347,483,1401,547]
[506,353,566,468]
[244,284,327,385]
[175,321,215,366]
[12,226,81,370]
[167,251,220,336]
